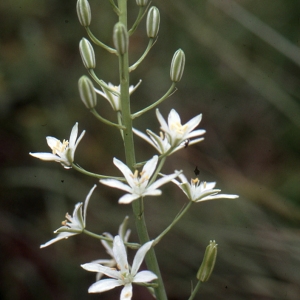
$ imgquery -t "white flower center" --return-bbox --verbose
[131,170,149,186]
[52,139,69,155]
[170,121,188,135]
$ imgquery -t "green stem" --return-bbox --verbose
[131,83,177,119]
[188,280,202,300]
[71,163,125,181]
[83,229,140,249]
[128,7,144,36]
[129,38,155,72]
[90,108,125,129]
[85,27,117,54]
[153,201,192,246]
[117,0,168,299]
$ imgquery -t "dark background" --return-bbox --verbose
[1,0,300,299]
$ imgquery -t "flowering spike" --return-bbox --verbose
[78,75,97,109]
[113,23,128,55]
[170,49,185,82]
[79,38,96,69]
[76,0,91,27]
[146,6,160,38]
[197,240,218,282]
[136,0,148,7]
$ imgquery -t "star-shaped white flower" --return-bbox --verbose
[173,173,239,202]
[155,108,205,149]
[93,217,131,280]
[81,235,157,300]
[40,185,96,248]
[100,155,179,204]
[95,80,141,111]
[29,122,85,169]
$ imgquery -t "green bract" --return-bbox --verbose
[78,75,97,109]
[76,0,91,27]
[170,49,185,82]
[113,23,128,55]
[146,6,160,38]
[79,38,96,69]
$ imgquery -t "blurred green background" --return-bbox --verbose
[1,0,300,299]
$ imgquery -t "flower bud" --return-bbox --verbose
[196,240,218,282]
[136,0,148,7]
[170,49,185,82]
[76,0,91,27]
[113,23,128,55]
[79,38,96,69]
[78,75,97,109]
[146,6,160,38]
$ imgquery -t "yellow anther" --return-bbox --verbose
[191,178,199,184]
[52,139,69,155]
[61,220,67,226]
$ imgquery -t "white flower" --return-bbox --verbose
[173,173,239,202]
[93,217,131,280]
[81,235,157,299]
[29,122,85,169]
[100,155,179,204]
[95,80,141,111]
[155,108,205,149]
[40,185,96,248]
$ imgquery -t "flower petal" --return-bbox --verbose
[198,194,239,202]
[69,122,79,148]
[88,278,122,293]
[131,240,153,276]
[113,236,129,273]
[40,232,77,248]
[148,172,180,191]
[120,284,133,300]
[142,155,158,179]
[100,179,132,193]
[133,270,158,283]
[118,193,140,204]
[29,152,62,162]
[81,263,120,279]
[113,158,135,186]
[83,184,97,226]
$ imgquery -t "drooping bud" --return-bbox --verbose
[113,23,128,55]
[136,0,148,7]
[170,49,185,82]
[79,38,96,69]
[76,0,91,27]
[78,75,97,109]
[146,6,160,38]
[196,240,218,282]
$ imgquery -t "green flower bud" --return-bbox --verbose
[170,49,185,82]
[197,240,218,282]
[76,0,91,27]
[136,0,148,7]
[79,38,96,69]
[146,6,160,38]
[78,75,97,109]
[113,23,128,55]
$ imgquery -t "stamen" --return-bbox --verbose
[191,178,199,184]
[61,220,67,226]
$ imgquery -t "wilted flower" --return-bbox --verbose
[40,185,96,248]
[100,155,179,204]
[30,122,85,169]
[94,81,141,111]
[173,173,239,202]
[81,235,157,299]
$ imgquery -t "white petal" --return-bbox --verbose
[29,152,62,162]
[94,88,107,99]
[100,179,132,193]
[133,270,158,283]
[131,240,153,276]
[113,158,135,186]
[142,190,162,197]
[133,128,156,148]
[184,113,202,132]
[156,109,169,132]
[46,136,60,149]
[88,278,122,293]
[186,129,206,139]
[168,109,181,126]
[148,172,179,191]
[120,284,133,300]
[142,155,158,178]
[198,194,239,202]
[69,122,79,148]
[40,232,77,248]
[71,129,85,157]
[83,184,97,225]
[81,263,120,278]
[113,236,129,273]
[118,193,140,204]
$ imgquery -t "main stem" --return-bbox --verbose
[118,1,168,299]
